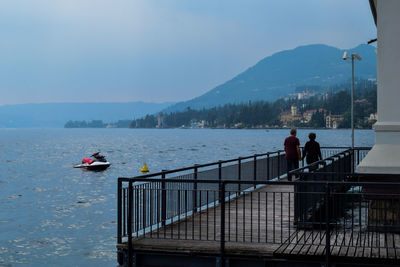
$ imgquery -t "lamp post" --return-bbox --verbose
[343,52,362,148]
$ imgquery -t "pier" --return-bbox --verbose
[116,147,400,266]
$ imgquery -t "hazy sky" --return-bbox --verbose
[0,0,376,105]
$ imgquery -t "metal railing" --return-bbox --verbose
[286,173,400,266]
[116,147,393,267]
[118,179,400,266]
[117,147,349,243]
[117,149,287,246]
[291,148,370,228]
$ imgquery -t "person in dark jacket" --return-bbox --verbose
[302,133,322,168]
[284,128,301,181]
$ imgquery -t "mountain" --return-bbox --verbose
[0,102,174,128]
[164,44,376,113]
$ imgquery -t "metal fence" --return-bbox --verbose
[117,149,288,244]
[116,147,400,267]
[292,148,370,228]
[117,147,350,243]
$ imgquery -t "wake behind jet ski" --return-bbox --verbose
[74,152,110,171]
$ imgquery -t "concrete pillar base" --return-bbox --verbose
[358,144,400,174]
[358,123,400,174]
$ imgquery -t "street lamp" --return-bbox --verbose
[343,51,362,149]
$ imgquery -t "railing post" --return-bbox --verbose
[193,165,198,213]
[267,153,270,181]
[253,154,257,181]
[321,161,327,175]
[238,157,242,193]
[253,154,257,189]
[343,152,347,173]
[161,171,166,226]
[333,155,338,174]
[218,161,222,181]
[277,151,281,179]
[117,179,123,265]
[350,149,354,173]
[346,151,350,173]
[127,180,133,267]
[325,183,330,267]
[219,181,226,267]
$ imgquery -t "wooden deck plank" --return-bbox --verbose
[330,232,344,257]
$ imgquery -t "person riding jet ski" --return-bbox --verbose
[91,152,107,162]
[74,152,110,170]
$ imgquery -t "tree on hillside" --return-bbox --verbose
[339,111,351,128]
[309,111,325,128]
[324,90,350,115]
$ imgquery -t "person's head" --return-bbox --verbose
[309,132,316,141]
[290,128,297,136]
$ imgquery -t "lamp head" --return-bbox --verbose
[343,51,348,60]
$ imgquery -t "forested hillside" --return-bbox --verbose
[129,79,376,129]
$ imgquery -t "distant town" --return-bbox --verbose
[65,79,377,130]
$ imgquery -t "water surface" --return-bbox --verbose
[0,128,373,266]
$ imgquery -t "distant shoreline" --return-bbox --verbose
[62,126,372,130]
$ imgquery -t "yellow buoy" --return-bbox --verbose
[140,163,149,173]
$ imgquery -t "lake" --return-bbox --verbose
[0,128,374,266]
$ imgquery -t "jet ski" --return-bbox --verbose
[74,152,110,171]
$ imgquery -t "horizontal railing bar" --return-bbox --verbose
[118,177,400,187]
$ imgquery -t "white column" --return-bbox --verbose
[358,0,400,174]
